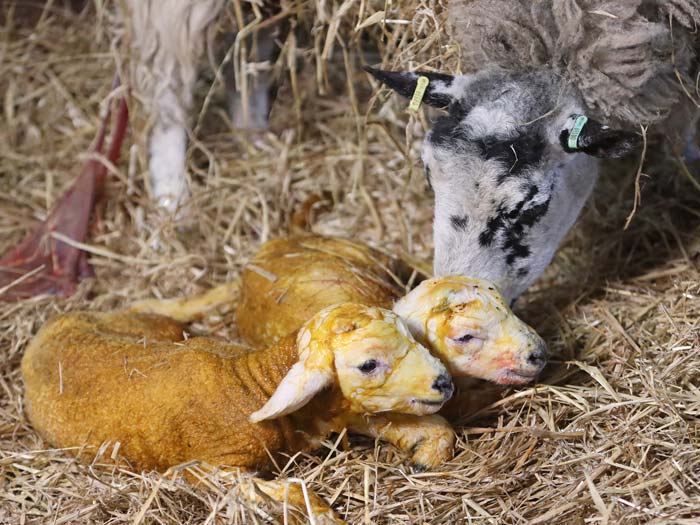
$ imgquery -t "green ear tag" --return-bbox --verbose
[409,76,430,111]
[567,115,588,150]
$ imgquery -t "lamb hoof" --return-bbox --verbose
[409,436,454,470]
[411,463,428,473]
[254,478,345,524]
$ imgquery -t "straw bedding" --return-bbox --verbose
[1,1,699,523]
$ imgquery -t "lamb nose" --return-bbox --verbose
[432,374,454,398]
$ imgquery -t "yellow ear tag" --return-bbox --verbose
[409,76,430,112]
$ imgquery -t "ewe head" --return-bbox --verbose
[366,67,640,301]
[393,276,547,385]
[250,303,452,422]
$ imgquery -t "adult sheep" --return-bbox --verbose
[366,0,699,302]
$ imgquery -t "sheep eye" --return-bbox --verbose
[455,334,475,343]
[358,359,378,373]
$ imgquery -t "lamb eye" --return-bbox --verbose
[358,359,378,373]
[455,334,475,343]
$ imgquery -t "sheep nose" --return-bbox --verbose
[526,342,548,369]
[432,374,454,399]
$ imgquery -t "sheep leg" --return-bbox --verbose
[148,118,190,214]
[346,413,455,471]
[223,8,287,130]
[251,478,344,524]
[128,280,239,322]
[126,0,224,214]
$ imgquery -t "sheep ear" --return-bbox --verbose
[249,356,334,423]
[364,66,457,109]
[560,115,640,159]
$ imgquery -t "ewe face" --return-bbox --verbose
[367,68,639,302]
[394,276,547,385]
[321,304,453,415]
[424,72,590,302]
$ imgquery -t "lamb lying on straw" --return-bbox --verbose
[22,303,451,524]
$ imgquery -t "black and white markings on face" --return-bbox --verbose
[412,69,602,299]
[426,86,553,195]
[429,117,547,181]
[478,183,552,270]
[450,215,469,231]
[477,134,546,183]
[426,116,555,277]
[427,115,468,148]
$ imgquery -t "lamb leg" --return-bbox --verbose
[346,413,456,471]
[253,478,344,525]
[128,280,239,322]
[0,82,128,301]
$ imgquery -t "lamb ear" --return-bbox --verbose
[249,354,334,423]
[364,66,457,109]
[560,115,640,159]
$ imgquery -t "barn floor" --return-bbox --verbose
[1,2,700,524]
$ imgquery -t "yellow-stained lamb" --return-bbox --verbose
[22,303,451,523]
[237,236,402,347]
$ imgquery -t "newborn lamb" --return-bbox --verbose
[22,303,451,523]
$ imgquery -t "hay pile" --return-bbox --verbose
[1,1,700,523]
